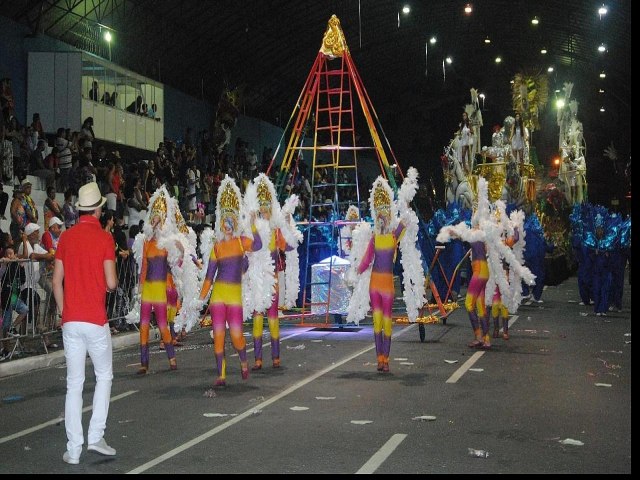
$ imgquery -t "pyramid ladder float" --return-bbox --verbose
[268,15,449,328]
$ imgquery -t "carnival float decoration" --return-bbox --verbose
[556,82,587,204]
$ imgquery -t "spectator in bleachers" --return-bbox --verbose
[1,240,29,357]
[62,189,78,229]
[18,223,56,348]
[100,92,111,105]
[29,139,56,190]
[31,113,44,140]
[43,186,63,230]
[73,147,96,187]
[0,183,8,220]
[126,95,143,114]
[246,149,258,181]
[0,78,15,113]
[41,216,64,334]
[186,160,198,218]
[9,186,26,242]
[102,162,117,211]
[125,175,147,230]
[21,179,38,225]
[68,130,80,160]
[55,128,72,192]
[44,146,59,178]
[4,116,22,181]
[25,125,39,154]
[1,120,12,182]
[79,117,95,150]
[94,145,108,171]
[113,162,125,219]
[89,81,99,101]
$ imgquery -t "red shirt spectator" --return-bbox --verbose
[42,217,64,252]
[55,215,115,325]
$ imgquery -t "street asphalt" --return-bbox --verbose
[0,271,631,474]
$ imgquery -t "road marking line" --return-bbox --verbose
[356,433,407,474]
[127,325,415,474]
[446,351,485,384]
[445,316,517,383]
[0,390,138,445]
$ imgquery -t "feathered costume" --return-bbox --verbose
[436,177,535,348]
[608,214,631,312]
[165,197,203,337]
[339,205,360,257]
[521,212,553,302]
[487,203,526,341]
[346,167,426,372]
[571,203,627,315]
[424,202,471,299]
[198,175,262,386]
[570,204,593,305]
[129,185,199,373]
[243,173,303,369]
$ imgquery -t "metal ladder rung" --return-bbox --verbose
[317,105,350,112]
[324,87,350,95]
[317,69,347,76]
[313,163,338,169]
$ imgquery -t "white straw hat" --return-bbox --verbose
[76,182,107,211]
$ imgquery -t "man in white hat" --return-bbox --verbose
[18,222,55,346]
[42,216,64,253]
[52,182,118,465]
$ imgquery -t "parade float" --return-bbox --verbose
[437,73,591,286]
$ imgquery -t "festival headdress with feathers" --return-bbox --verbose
[254,173,280,227]
[369,176,397,229]
[345,205,360,222]
[143,185,170,238]
[214,175,242,241]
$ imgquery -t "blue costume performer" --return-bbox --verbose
[521,212,553,303]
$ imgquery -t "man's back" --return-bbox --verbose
[56,216,115,324]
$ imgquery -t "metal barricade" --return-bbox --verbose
[105,251,139,330]
[1,252,141,361]
[1,257,53,360]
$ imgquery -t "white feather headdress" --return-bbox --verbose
[369,176,398,232]
[214,175,243,242]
